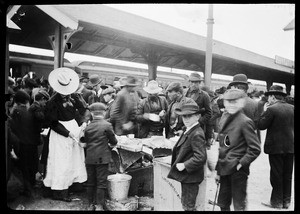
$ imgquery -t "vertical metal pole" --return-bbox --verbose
[205,4,214,88]
[53,24,64,69]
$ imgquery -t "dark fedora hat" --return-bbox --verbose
[189,72,203,81]
[228,74,249,87]
[88,74,102,87]
[265,85,287,96]
[175,102,199,116]
[223,88,246,100]
[123,76,139,86]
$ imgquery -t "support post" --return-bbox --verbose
[285,83,291,96]
[204,4,214,88]
[266,80,273,91]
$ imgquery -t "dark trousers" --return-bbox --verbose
[86,164,109,205]
[19,144,38,192]
[181,182,200,211]
[269,153,294,208]
[217,169,248,211]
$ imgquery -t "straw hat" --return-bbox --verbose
[175,102,199,116]
[264,85,287,97]
[48,67,79,95]
[143,80,162,94]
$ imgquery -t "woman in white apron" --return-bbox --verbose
[43,67,87,202]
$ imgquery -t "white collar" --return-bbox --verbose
[184,122,199,134]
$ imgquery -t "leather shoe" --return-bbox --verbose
[261,202,282,209]
[283,203,290,209]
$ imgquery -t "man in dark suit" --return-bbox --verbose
[215,88,261,211]
[184,73,212,146]
[167,102,207,211]
[258,85,294,209]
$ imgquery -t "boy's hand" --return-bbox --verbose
[176,163,185,171]
[215,174,220,184]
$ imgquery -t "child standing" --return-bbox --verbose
[167,102,207,211]
[81,102,118,210]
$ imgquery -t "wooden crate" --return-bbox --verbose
[153,156,207,211]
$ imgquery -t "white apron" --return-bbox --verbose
[43,119,87,190]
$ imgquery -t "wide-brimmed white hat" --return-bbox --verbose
[48,67,79,95]
[143,80,162,94]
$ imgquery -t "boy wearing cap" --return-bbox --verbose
[258,85,294,209]
[167,102,207,211]
[81,102,118,211]
[215,88,261,211]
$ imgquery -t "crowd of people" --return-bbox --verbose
[6,67,294,211]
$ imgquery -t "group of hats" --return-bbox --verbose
[48,67,140,96]
[228,73,287,97]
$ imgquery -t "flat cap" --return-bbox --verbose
[102,86,115,95]
[166,82,183,92]
[175,102,199,116]
[88,102,106,112]
[223,88,246,100]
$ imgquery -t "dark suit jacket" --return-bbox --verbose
[82,117,118,164]
[216,110,261,176]
[167,123,207,183]
[257,100,294,154]
[184,88,212,127]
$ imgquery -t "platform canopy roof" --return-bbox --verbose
[7,4,294,85]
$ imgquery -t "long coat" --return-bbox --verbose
[216,110,261,176]
[110,89,138,135]
[167,124,207,183]
[82,117,118,164]
[257,100,294,154]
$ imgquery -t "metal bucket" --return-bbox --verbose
[107,173,132,201]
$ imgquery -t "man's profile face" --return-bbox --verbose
[189,81,201,91]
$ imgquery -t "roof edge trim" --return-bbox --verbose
[36,5,78,30]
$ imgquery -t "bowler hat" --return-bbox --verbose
[223,88,246,100]
[189,72,203,82]
[166,82,183,92]
[88,102,106,113]
[175,103,199,116]
[228,74,249,87]
[143,80,162,94]
[14,89,30,104]
[88,74,102,87]
[264,85,287,96]
[48,67,79,95]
